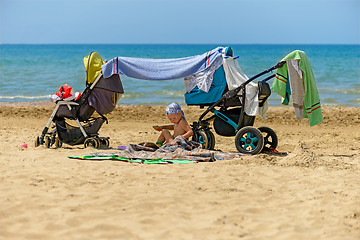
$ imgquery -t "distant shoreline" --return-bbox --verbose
[0,100,359,109]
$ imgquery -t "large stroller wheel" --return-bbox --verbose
[258,127,278,152]
[235,126,264,155]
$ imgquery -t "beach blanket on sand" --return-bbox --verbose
[69,136,244,164]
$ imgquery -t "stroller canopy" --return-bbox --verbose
[84,52,105,85]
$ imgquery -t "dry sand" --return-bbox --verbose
[0,102,359,240]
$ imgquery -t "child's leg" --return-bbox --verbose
[157,131,165,144]
[157,130,173,144]
[163,130,174,143]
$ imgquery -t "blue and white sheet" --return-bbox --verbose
[101,47,224,81]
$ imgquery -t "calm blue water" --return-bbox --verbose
[0,44,359,106]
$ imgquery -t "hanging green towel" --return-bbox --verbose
[271,50,323,126]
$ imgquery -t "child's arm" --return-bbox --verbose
[178,120,193,139]
[153,124,174,131]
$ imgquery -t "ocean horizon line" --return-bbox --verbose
[1,43,360,46]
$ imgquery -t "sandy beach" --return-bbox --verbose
[0,102,359,240]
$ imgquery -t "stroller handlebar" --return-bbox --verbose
[197,60,286,122]
[236,60,286,90]
[274,60,286,69]
[217,60,286,103]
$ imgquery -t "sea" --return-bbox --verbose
[0,44,359,106]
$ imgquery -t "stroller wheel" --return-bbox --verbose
[98,138,110,148]
[205,130,215,150]
[84,137,99,148]
[50,134,56,146]
[235,126,264,155]
[104,139,110,148]
[54,137,62,148]
[258,127,278,152]
[195,130,209,149]
[35,136,40,147]
[44,136,51,148]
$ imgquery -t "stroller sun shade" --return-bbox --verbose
[82,52,124,116]
[84,52,105,85]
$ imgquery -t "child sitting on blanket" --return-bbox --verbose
[153,103,193,147]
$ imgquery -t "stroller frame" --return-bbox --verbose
[191,61,286,154]
[35,73,109,149]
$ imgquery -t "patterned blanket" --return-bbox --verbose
[70,136,244,164]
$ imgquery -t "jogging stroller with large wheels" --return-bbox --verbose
[185,48,285,154]
[35,52,124,149]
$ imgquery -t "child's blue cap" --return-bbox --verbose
[165,103,185,120]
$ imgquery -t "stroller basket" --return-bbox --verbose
[213,108,255,136]
[56,118,105,145]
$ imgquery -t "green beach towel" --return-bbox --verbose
[271,50,323,126]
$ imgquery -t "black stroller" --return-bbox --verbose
[35,52,124,149]
[185,48,286,154]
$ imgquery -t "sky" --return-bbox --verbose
[0,0,359,44]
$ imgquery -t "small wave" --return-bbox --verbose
[0,95,49,100]
[319,88,360,95]
[348,99,360,104]
[150,90,185,96]
[121,90,184,99]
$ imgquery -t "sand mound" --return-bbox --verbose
[277,141,359,170]
[282,141,320,168]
